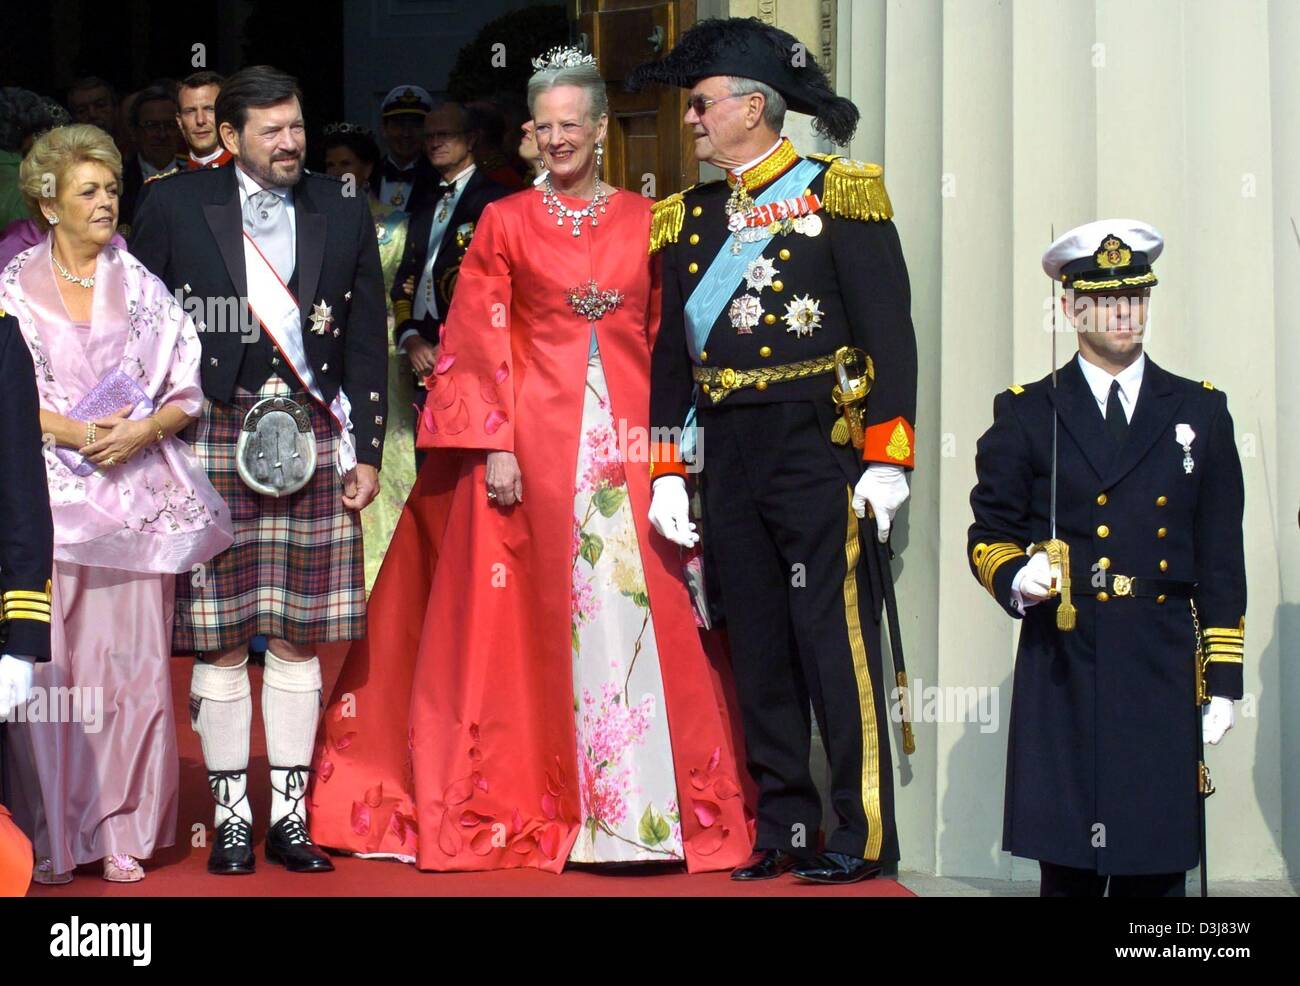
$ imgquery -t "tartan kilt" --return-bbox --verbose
[173,375,366,652]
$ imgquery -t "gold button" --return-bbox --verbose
[700,351,708,362]
[1156,594,1167,604]
[1159,560,1169,572]
[1096,525,1109,538]
[771,280,784,292]
[803,188,812,196]
[1157,527,1168,538]
[701,383,710,394]
[759,346,772,357]
[691,206,702,217]
[689,233,700,245]
[1156,496,1168,506]
[1097,557,1110,570]
[779,248,791,261]
[755,380,768,392]
[1096,493,1108,506]
[1097,591,1110,603]
[764,313,777,325]
[688,262,699,274]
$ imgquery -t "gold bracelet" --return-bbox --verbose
[85,421,96,447]
[150,414,164,443]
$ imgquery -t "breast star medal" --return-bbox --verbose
[744,257,778,292]
[782,294,823,337]
[308,300,333,335]
[1175,423,1196,474]
[728,294,763,334]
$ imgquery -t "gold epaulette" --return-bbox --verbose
[971,541,1026,598]
[2,582,53,624]
[1009,384,1026,395]
[808,154,893,222]
[1202,380,1215,390]
[648,186,693,255]
[143,166,180,185]
[1202,619,1245,665]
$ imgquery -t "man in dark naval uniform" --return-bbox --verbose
[968,219,1246,896]
[132,66,388,877]
[631,17,918,885]
[0,308,54,896]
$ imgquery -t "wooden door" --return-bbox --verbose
[572,0,697,199]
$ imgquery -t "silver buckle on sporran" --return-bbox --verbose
[235,396,317,497]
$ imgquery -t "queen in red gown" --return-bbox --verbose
[307,51,752,873]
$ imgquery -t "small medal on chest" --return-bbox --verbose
[1175,423,1196,474]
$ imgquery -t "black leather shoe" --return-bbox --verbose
[208,817,256,875]
[265,815,335,873]
[791,851,883,885]
[731,849,799,881]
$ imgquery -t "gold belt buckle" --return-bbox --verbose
[1112,574,1134,598]
[719,367,738,390]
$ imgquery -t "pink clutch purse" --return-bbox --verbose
[55,369,153,476]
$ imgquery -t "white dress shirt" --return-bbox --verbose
[401,163,476,347]
[378,154,419,210]
[235,163,297,244]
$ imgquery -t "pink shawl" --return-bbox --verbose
[0,234,233,574]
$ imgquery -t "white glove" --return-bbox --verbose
[852,463,910,542]
[1202,696,1234,745]
[648,475,698,548]
[1011,551,1054,605]
[0,654,34,718]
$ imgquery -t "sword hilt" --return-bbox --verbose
[1029,538,1076,631]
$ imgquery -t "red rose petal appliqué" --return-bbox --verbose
[437,810,463,856]
[473,772,489,793]
[335,731,357,751]
[538,823,561,859]
[350,801,371,836]
[470,829,497,856]
[712,776,741,800]
[484,409,508,434]
[510,836,537,855]
[434,350,457,375]
[318,759,334,783]
[541,792,559,820]
[688,768,708,791]
[469,722,481,742]
[363,783,383,808]
[459,809,494,828]
[694,825,729,856]
[706,747,721,775]
[511,808,524,835]
[692,799,721,828]
[444,777,475,805]
[494,361,509,385]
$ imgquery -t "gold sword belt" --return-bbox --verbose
[693,353,838,404]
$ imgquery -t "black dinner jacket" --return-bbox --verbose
[390,167,511,347]
[127,164,389,467]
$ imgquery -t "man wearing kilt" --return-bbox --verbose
[131,66,387,875]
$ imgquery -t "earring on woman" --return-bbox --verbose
[594,141,604,174]
[46,213,60,225]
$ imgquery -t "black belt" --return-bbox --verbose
[1074,575,1196,599]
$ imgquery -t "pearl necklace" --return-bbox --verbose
[53,253,95,288]
[541,176,608,237]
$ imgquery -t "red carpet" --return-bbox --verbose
[26,648,914,898]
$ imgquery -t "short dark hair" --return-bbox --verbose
[180,70,225,93]
[216,65,302,134]
[321,126,380,167]
[67,75,117,103]
[129,84,178,128]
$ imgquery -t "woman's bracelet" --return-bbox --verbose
[149,414,165,443]
[85,420,96,447]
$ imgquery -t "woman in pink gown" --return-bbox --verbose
[0,125,232,884]
[308,51,753,873]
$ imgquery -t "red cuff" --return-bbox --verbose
[649,440,687,479]
[863,417,915,468]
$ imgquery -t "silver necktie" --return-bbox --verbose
[243,188,295,283]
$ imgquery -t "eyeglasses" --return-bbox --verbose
[687,92,749,117]
[424,130,466,144]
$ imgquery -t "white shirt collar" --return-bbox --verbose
[235,163,292,202]
[730,138,784,179]
[190,146,225,166]
[440,162,476,189]
[1076,351,1146,418]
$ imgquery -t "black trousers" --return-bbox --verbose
[1039,861,1187,897]
[698,400,898,862]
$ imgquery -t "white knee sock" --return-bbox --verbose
[262,651,323,827]
[190,658,253,829]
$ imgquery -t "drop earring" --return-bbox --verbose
[594,141,604,174]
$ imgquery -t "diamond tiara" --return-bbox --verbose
[531,45,597,71]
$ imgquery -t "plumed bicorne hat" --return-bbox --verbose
[626,17,859,147]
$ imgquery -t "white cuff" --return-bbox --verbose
[397,328,420,351]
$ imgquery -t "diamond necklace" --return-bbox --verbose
[53,251,95,288]
[541,175,608,237]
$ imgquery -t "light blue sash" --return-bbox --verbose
[678,156,823,458]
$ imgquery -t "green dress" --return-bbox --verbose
[360,199,416,592]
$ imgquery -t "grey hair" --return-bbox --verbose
[526,62,608,122]
[726,76,786,133]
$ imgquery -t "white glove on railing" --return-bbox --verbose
[648,475,698,548]
[1203,696,1234,745]
[852,463,910,542]
[0,654,34,718]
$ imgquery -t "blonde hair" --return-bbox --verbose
[19,124,122,230]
